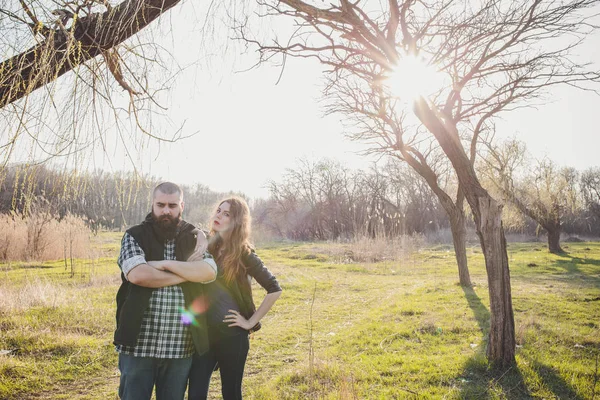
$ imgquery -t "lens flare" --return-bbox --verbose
[190,296,208,314]
[179,307,197,326]
[179,295,208,327]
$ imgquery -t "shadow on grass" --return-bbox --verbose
[528,359,585,400]
[459,359,533,399]
[462,286,490,334]
[515,253,600,289]
[459,287,533,399]
[556,254,600,268]
[551,256,600,288]
[458,287,588,399]
[20,264,55,269]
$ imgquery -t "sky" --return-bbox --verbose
[88,2,378,200]
[11,1,600,200]
[141,4,600,201]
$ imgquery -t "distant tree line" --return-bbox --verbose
[261,157,600,242]
[0,163,243,232]
[256,158,447,240]
[1,157,599,242]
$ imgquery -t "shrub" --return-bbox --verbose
[0,212,91,262]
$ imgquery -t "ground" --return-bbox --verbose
[0,234,598,399]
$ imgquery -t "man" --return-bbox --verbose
[114,182,217,400]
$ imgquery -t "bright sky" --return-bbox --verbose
[59,3,600,199]
[97,55,373,199]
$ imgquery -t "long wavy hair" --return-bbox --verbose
[207,196,253,284]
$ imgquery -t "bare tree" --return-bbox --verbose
[0,0,196,171]
[482,139,580,253]
[242,0,600,367]
[1,0,182,107]
[384,158,449,236]
[581,167,600,219]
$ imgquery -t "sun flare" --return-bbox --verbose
[384,54,446,104]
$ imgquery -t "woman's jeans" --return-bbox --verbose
[118,353,192,400]
[188,330,250,400]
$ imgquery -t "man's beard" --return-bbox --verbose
[152,212,182,238]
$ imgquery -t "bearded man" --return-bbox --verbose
[114,182,217,400]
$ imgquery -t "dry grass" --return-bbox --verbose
[0,276,70,312]
[0,213,91,262]
[299,234,427,263]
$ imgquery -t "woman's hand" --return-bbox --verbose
[147,260,168,271]
[187,249,205,262]
[187,230,208,262]
[223,310,253,330]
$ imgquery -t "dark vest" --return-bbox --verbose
[113,215,208,354]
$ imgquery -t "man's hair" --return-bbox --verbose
[153,182,183,199]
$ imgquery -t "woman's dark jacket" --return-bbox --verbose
[227,249,282,333]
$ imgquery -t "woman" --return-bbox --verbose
[188,196,282,400]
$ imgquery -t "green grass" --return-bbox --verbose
[0,235,599,399]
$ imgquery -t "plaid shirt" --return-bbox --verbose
[116,232,212,358]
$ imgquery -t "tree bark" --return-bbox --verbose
[547,226,563,254]
[475,196,516,367]
[0,0,182,108]
[448,208,472,287]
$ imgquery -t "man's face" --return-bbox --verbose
[152,190,184,230]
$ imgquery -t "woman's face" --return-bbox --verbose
[212,201,234,234]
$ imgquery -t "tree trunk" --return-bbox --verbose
[449,209,472,286]
[396,154,473,287]
[474,196,516,368]
[0,0,182,108]
[547,227,563,254]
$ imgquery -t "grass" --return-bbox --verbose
[0,233,599,399]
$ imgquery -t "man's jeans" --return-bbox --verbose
[118,353,192,400]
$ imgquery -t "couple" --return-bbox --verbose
[114,182,282,399]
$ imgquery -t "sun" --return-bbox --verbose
[384,53,446,104]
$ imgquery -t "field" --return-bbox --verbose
[0,233,599,399]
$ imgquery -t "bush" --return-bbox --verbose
[0,212,91,262]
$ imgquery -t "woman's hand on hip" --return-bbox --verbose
[223,310,253,330]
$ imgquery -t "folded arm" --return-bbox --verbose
[146,230,217,283]
[148,257,217,283]
[118,232,187,288]
[127,264,187,287]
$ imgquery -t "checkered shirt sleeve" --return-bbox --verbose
[116,238,194,358]
[117,233,147,279]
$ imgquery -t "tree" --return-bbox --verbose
[0,0,193,169]
[1,0,182,107]
[581,167,600,219]
[244,0,600,367]
[268,158,359,240]
[482,139,580,253]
